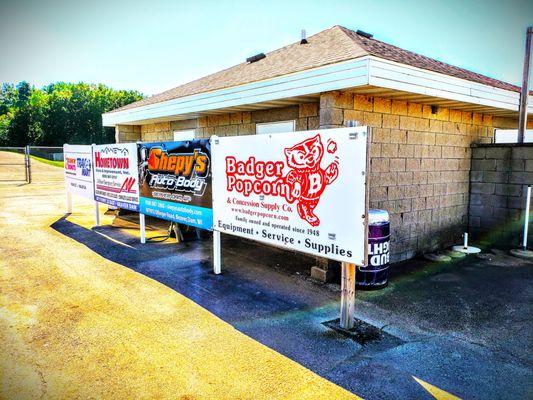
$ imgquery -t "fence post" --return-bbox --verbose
[24,145,31,183]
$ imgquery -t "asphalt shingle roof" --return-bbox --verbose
[109,25,521,113]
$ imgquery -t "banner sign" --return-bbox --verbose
[63,144,94,200]
[212,127,369,265]
[138,140,212,230]
[93,143,140,211]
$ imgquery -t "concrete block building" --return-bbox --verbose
[103,25,533,280]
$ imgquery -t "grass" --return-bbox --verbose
[30,154,64,168]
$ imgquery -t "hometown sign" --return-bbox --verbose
[212,127,369,265]
[92,143,140,211]
[63,144,94,200]
[138,140,213,229]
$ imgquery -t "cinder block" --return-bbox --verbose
[381,143,399,158]
[420,159,435,171]
[398,144,414,157]
[509,171,533,184]
[495,158,512,172]
[391,100,408,115]
[471,182,495,194]
[371,158,390,173]
[310,266,336,283]
[511,147,533,159]
[230,112,243,125]
[299,103,318,118]
[508,196,526,210]
[429,120,443,133]
[470,170,483,182]
[382,114,400,129]
[390,158,406,172]
[363,112,382,127]
[485,146,511,159]
[427,171,440,183]
[374,97,391,114]
[390,129,408,144]
[353,94,373,111]
[450,109,462,122]
[319,108,344,126]
[378,172,398,186]
[407,103,423,117]
[525,159,533,172]
[242,112,252,124]
[370,186,388,201]
[419,183,433,197]
[344,109,364,124]
[471,159,496,171]
[494,184,522,197]
[483,171,509,184]
[308,116,319,129]
[413,171,428,185]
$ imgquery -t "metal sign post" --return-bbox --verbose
[213,230,221,274]
[522,185,531,250]
[518,27,532,143]
[66,191,72,214]
[94,202,100,226]
[139,213,146,244]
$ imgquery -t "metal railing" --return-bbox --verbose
[0,145,64,184]
[0,146,30,183]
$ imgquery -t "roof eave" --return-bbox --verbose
[102,56,531,126]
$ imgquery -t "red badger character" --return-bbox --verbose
[284,134,339,227]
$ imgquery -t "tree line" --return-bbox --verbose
[0,81,143,147]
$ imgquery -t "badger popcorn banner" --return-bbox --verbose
[138,140,212,229]
[93,143,140,211]
[212,127,369,265]
[63,144,94,199]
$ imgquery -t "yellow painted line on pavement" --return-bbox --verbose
[413,376,462,400]
[0,158,362,399]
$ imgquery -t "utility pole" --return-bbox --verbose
[518,27,533,143]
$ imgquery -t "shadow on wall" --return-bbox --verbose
[469,144,533,250]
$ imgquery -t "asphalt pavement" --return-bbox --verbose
[2,151,532,399]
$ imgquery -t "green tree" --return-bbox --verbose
[0,81,143,146]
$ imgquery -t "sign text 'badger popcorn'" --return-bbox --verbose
[212,127,369,265]
[139,140,212,230]
[92,143,140,211]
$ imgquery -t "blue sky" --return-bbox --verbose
[1,0,532,96]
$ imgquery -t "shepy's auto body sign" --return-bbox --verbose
[93,143,139,210]
[212,127,369,264]
[138,140,212,229]
[63,144,94,199]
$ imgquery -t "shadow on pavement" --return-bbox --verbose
[50,215,533,400]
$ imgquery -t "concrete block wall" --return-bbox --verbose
[115,124,141,143]
[469,144,533,248]
[139,105,320,142]
[317,91,517,262]
[131,89,521,266]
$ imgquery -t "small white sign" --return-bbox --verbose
[212,127,369,265]
[92,143,140,211]
[63,144,94,200]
